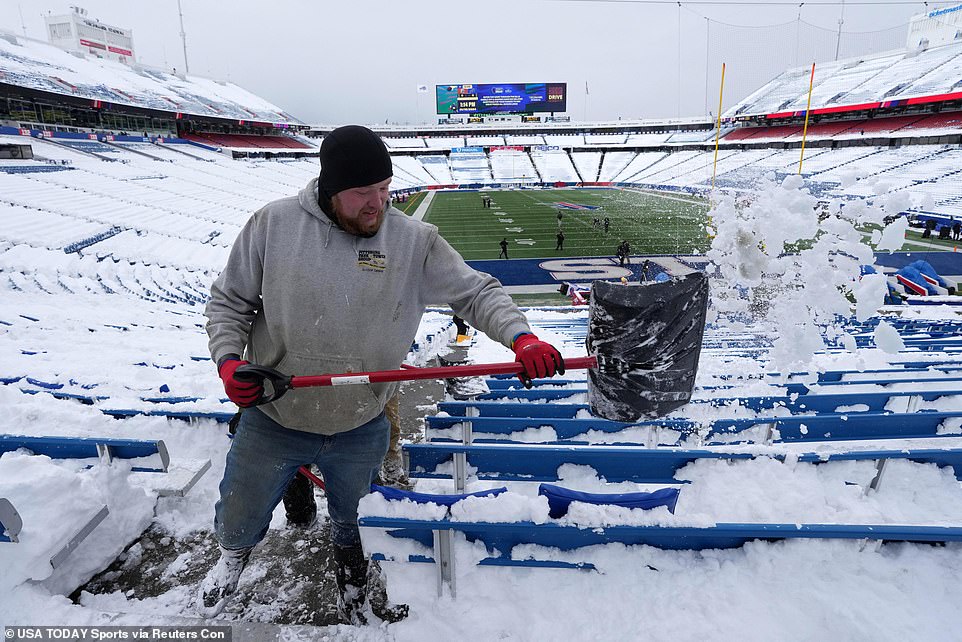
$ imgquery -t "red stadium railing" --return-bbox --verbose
[723,111,962,142]
[183,132,311,150]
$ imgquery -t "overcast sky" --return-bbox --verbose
[1,0,955,125]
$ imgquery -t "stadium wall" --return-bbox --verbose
[467,252,962,290]
[0,125,192,144]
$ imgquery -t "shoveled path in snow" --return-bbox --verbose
[78,376,445,629]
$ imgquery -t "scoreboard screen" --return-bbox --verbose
[436,83,567,115]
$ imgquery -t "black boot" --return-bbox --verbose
[366,559,409,624]
[282,471,317,528]
[333,543,369,625]
[333,544,409,625]
[197,545,253,618]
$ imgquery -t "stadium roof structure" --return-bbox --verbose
[727,41,962,120]
[0,31,301,126]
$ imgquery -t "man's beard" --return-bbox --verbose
[333,201,385,238]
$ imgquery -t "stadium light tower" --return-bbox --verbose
[18,4,27,36]
[177,0,190,74]
[834,0,846,61]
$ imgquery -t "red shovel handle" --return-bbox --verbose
[290,355,597,388]
[235,356,597,406]
[298,465,325,490]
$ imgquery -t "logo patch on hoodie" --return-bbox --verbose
[358,249,387,272]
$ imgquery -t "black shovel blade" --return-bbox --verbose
[586,272,709,422]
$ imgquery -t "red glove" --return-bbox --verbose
[512,333,565,389]
[218,358,262,407]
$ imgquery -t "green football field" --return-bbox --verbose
[422,188,711,260]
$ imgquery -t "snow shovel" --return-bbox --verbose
[234,271,709,423]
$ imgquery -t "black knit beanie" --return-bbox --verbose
[318,125,393,199]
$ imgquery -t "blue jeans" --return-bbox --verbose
[214,407,390,550]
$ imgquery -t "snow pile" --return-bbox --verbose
[705,175,917,370]
[873,320,906,354]
[0,451,155,595]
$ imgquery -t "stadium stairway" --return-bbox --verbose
[155,140,216,162]
[106,140,169,162]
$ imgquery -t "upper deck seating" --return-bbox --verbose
[384,137,426,149]
[424,137,465,149]
[584,133,627,145]
[465,135,505,147]
[727,43,962,117]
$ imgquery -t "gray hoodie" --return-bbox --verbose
[205,177,531,434]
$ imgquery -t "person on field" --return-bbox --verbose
[556,230,565,251]
[201,125,564,623]
[617,240,631,267]
[499,237,509,259]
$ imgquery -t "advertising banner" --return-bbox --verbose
[437,83,567,115]
[79,38,106,50]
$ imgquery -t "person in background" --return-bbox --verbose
[499,237,509,259]
[640,259,651,282]
[453,314,471,342]
[378,393,407,487]
[556,230,565,251]
[281,386,407,530]
[201,125,563,623]
[281,469,316,527]
[617,240,631,267]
